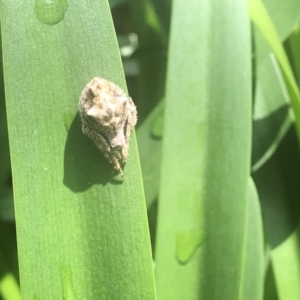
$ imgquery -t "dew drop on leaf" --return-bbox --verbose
[35,0,68,25]
[175,228,206,264]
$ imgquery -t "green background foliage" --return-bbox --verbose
[0,0,300,299]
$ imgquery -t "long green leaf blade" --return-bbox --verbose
[1,1,156,299]
[249,0,300,142]
[263,0,300,40]
[241,178,264,300]
[155,0,257,299]
[137,101,163,207]
[253,124,300,300]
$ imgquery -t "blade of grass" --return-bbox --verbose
[263,0,300,40]
[253,124,300,300]
[251,0,300,171]
[286,25,300,86]
[1,1,156,299]
[253,0,300,63]
[136,101,164,253]
[137,101,163,208]
[249,0,300,142]
[0,48,10,191]
[252,53,292,172]
[154,0,262,299]
[240,178,264,300]
[271,231,300,299]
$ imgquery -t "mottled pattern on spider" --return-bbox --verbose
[78,77,137,177]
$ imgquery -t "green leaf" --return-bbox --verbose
[249,0,300,142]
[250,8,300,297]
[252,53,292,172]
[137,101,163,207]
[286,25,300,86]
[251,0,300,171]
[154,0,257,299]
[253,124,300,300]
[0,52,10,191]
[252,0,300,62]
[130,0,168,121]
[1,1,156,299]
[241,178,264,300]
[263,0,300,40]
[271,232,300,299]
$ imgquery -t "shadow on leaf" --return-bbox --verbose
[63,113,122,192]
[253,124,300,249]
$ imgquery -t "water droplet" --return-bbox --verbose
[175,228,206,264]
[151,109,164,138]
[35,0,68,25]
